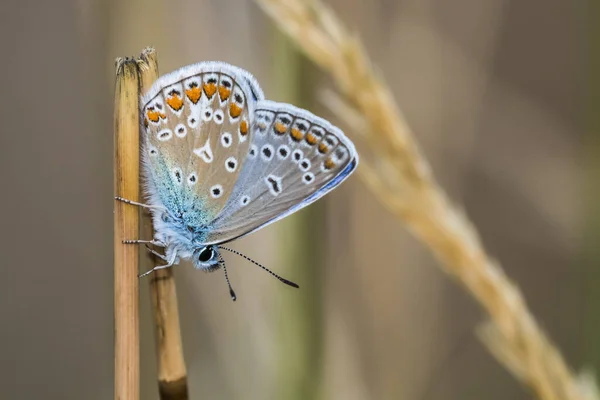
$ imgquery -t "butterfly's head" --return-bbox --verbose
[192,245,221,271]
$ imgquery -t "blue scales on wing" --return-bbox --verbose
[140,62,263,243]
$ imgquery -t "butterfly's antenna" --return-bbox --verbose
[218,253,237,301]
[218,246,300,289]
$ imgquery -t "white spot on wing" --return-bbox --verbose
[193,139,213,163]
[240,195,250,206]
[324,134,339,148]
[332,146,349,163]
[277,145,290,160]
[265,174,282,196]
[187,115,199,129]
[232,86,245,107]
[255,111,272,136]
[261,144,274,161]
[292,149,303,163]
[221,132,232,148]
[303,172,315,184]
[153,98,165,113]
[157,129,173,142]
[225,157,237,173]
[213,109,224,124]
[174,123,187,138]
[310,126,325,140]
[202,108,213,122]
[248,144,258,159]
[299,159,311,171]
[210,184,223,198]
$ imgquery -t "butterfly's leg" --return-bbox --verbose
[139,252,177,278]
[144,245,167,261]
[122,239,167,247]
[115,196,165,211]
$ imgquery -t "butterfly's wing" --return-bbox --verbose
[140,62,263,237]
[203,100,358,245]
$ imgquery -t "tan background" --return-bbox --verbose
[0,0,591,399]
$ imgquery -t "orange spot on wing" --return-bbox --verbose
[203,83,217,98]
[274,122,287,135]
[166,94,184,111]
[218,87,231,102]
[305,132,318,145]
[324,157,336,170]
[290,128,304,142]
[229,103,243,118]
[185,87,201,104]
[240,120,249,136]
[318,142,329,154]
[147,109,166,123]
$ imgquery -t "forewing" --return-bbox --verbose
[140,62,262,230]
[204,100,358,244]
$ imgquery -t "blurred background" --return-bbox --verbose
[0,0,592,399]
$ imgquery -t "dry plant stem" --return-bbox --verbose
[255,1,599,400]
[136,47,189,400]
[114,58,141,400]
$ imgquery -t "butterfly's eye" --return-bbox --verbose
[198,247,214,263]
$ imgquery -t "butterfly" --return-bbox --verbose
[117,62,358,300]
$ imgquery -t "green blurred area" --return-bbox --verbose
[272,32,325,400]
